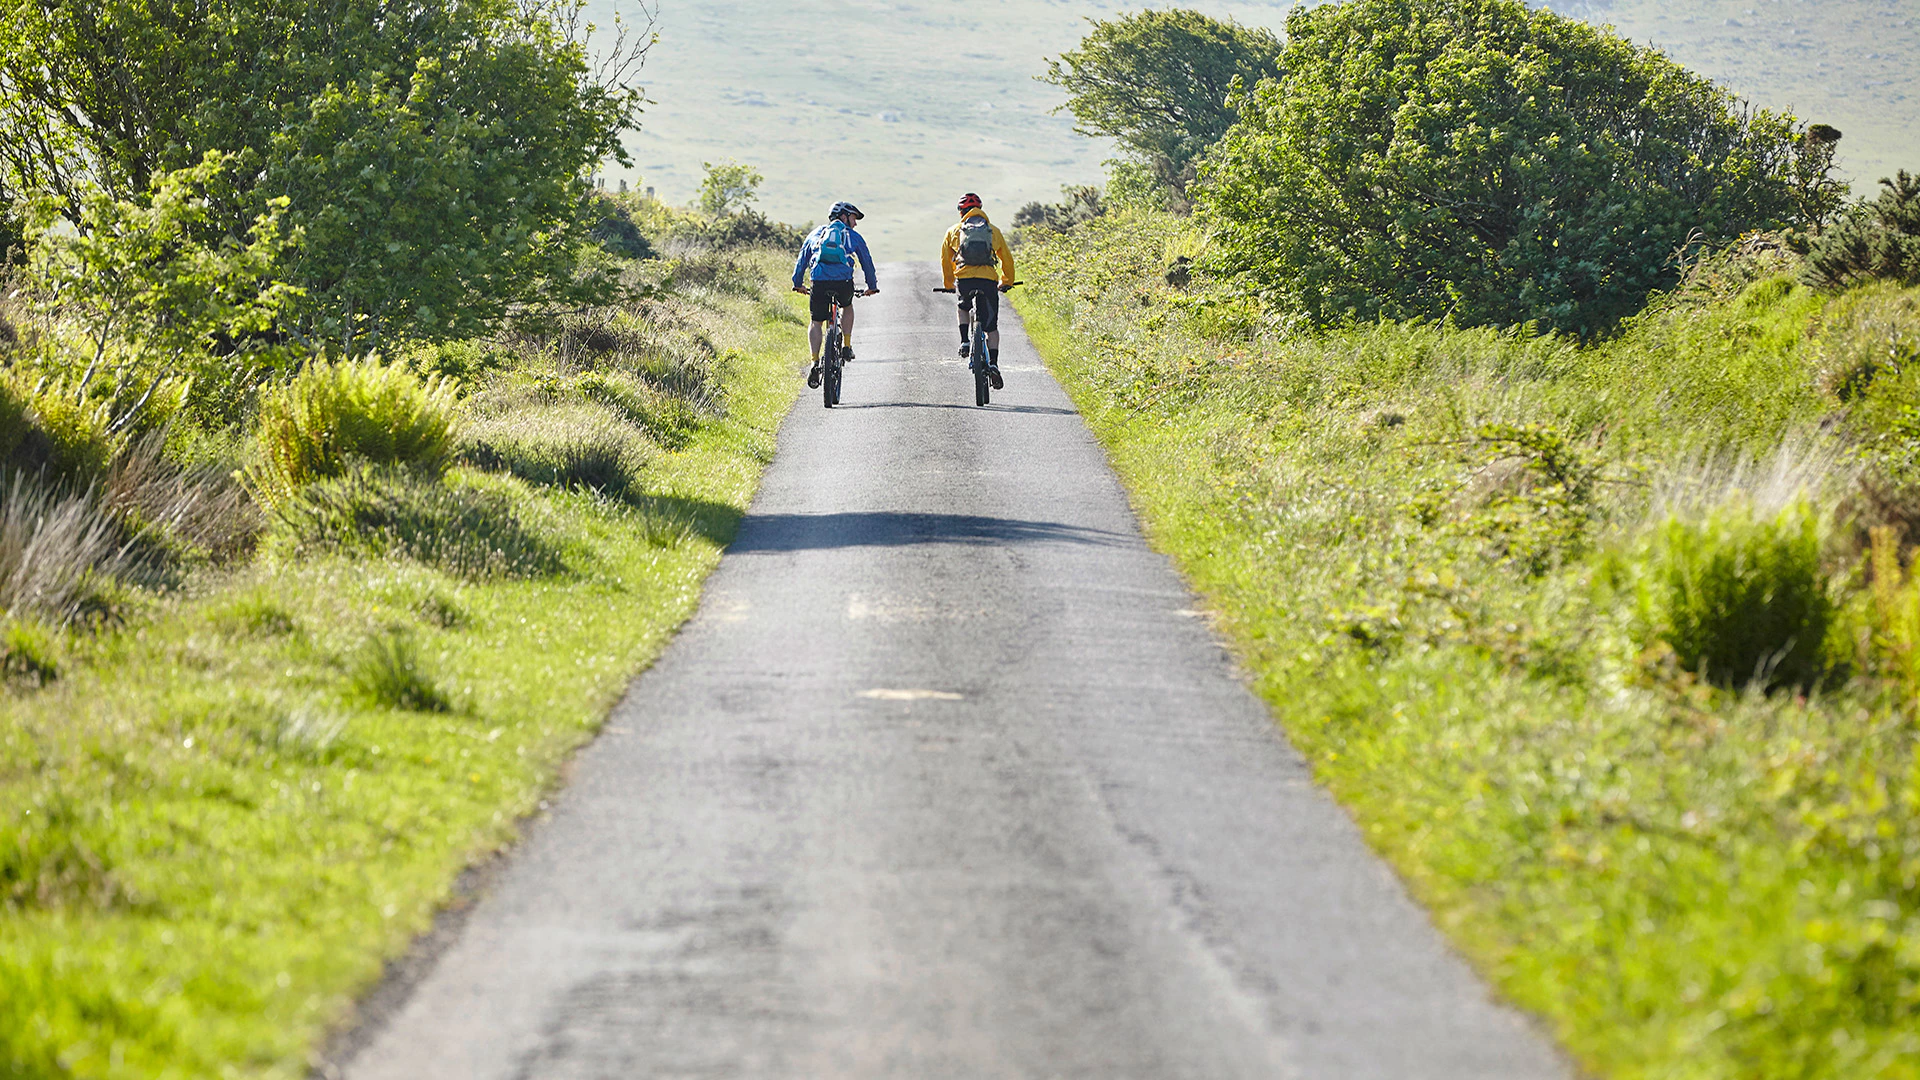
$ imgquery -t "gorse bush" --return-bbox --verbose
[1641,498,1835,689]
[1197,0,1835,335]
[1805,171,1920,291]
[251,358,457,504]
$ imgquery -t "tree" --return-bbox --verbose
[0,0,650,353]
[698,161,764,219]
[1803,171,1920,290]
[1196,0,1833,335]
[26,152,300,433]
[1041,10,1281,203]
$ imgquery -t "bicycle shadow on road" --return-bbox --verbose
[726,511,1127,553]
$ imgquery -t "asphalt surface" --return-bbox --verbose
[341,262,1571,1080]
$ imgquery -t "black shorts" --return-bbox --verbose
[809,279,856,322]
[957,278,1000,333]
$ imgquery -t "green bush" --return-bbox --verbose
[0,619,59,686]
[251,358,456,503]
[1805,171,1920,290]
[1639,498,1835,689]
[0,374,26,465]
[1197,0,1831,335]
[271,466,564,578]
[1,383,117,485]
[346,631,450,713]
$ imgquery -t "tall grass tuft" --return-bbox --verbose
[104,432,262,562]
[346,631,450,713]
[271,467,565,579]
[0,472,137,626]
[251,358,457,504]
[1640,497,1835,689]
[459,401,653,496]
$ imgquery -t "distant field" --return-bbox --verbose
[602,0,1918,254]
[590,0,1297,254]
[1551,0,1919,197]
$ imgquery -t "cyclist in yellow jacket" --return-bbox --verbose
[940,192,1016,390]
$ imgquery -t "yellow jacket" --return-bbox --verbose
[940,209,1015,288]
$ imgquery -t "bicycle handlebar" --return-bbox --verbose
[932,281,1022,293]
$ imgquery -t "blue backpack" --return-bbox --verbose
[818,220,850,266]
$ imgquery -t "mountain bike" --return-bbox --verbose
[934,282,1020,406]
[820,291,847,408]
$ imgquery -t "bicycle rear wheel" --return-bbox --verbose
[972,326,990,406]
[823,326,841,408]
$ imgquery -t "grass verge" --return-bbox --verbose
[0,255,805,1078]
[1015,212,1920,1080]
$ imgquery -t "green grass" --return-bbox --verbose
[1016,211,1920,1079]
[0,255,806,1078]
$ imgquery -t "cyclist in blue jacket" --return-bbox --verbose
[792,201,879,388]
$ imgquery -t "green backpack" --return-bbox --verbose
[957,218,996,267]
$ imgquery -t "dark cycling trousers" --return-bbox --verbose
[809,280,855,322]
[956,278,1000,333]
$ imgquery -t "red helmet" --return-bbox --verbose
[957,192,983,213]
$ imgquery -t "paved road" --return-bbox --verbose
[341,263,1569,1079]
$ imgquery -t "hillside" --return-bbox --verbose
[605,0,1916,254]
[1551,0,1918,195]
[594,0,1297,253]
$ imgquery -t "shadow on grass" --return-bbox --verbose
[725,511,1125,553]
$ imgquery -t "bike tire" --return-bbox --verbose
[823,327,841,408]
[972,327,990,406]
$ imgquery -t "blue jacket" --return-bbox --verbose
[793,223,878,290]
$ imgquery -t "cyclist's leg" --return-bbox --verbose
[978,286,1002,359]
[839,298,855,357]
[806,286,836,362]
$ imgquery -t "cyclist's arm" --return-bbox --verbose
[994,226,1016,287]
[939,228,958,290]
[853,232,879,292]
[791,236,815,290]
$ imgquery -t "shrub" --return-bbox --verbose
[251,358,457,504]
[271,467,565,578]
[588,192,655,260]
[0,472,138,626]
[1804,171,1920,291]
[1198,0,1833,335]
[1639,498,1835,689]
[459,401,651,496]
[2,383,117,485]
[0,375,26,464]
[346,630,450,713]
[1,619,58,686]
